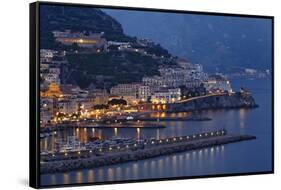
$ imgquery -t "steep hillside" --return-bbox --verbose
[40,5,176,89]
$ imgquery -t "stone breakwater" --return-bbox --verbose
[168,93,258,112]
[41,134,256,174]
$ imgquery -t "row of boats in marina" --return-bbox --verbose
[40,135,141,155]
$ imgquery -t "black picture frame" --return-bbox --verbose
[30,1,274,188]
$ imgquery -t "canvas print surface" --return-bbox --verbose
[39,4,273,187]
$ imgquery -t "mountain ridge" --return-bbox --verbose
[104,9,272,72]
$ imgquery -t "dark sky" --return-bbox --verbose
[103,9,272,72]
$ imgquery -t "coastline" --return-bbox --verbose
[40,93,258,133]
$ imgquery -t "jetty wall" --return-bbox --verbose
[41,134,256,174]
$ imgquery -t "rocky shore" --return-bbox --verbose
[168,93,258,112]
[41,134,256,174]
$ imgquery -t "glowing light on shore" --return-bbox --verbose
[114,128,118,136]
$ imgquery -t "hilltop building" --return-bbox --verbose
[52,30,107,49]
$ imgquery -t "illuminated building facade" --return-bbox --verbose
[41,82,63,98]
[203,75,233,93]
[138,85,151,102]
[110,83,141,98]
[52,30,107,49]
[151,88,181,104]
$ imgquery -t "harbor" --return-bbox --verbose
[40,112,212,133]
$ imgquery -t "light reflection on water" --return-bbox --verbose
[42,145,225,185]
[40,109,247,152]
[41,79,272,186]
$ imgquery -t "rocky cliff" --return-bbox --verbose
[169,93,257,112]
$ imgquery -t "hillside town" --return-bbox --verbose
[40,30,234,126]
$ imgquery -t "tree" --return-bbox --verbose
[108,99,127,106]
[94,104,109,110]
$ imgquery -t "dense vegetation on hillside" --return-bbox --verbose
[67,51,175,88]
[40,5,177,89]
[40,5,136,49]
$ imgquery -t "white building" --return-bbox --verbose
[110,83,141,98]
[40,49,57,63]
[42,73,61,85]
[204,75,232,93]
[138,85,151,102]
[143,63,208,91]
[143,76,166,91]
[159,67,186,87]
[49,67,60,75]
[108,41,131,48]
[151,88,181,104]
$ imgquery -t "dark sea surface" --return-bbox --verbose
[41,78,272,186]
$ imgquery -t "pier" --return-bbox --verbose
[40,130,256,174]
